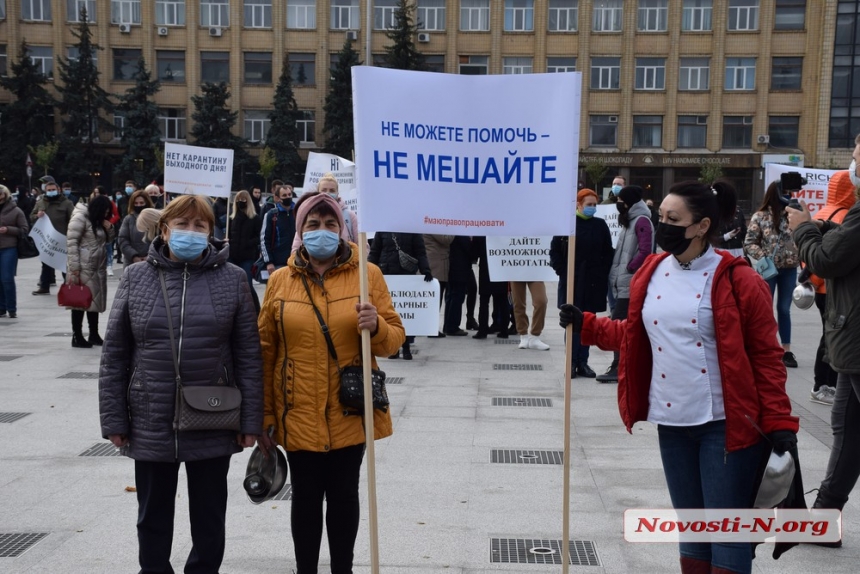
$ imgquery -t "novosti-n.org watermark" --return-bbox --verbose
[624,509,842,543]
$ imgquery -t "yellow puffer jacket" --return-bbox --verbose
[258,242,405,452]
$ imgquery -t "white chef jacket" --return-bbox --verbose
[642,248,726,425]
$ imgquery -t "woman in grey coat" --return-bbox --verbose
[99,194,263,574]
[117,189,154,270]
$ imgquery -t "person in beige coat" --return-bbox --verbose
[423,234,454,337]
[65,195,115,348]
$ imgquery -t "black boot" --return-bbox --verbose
[401,344,413,360]
[72,332,93,348]
[596,358,619,383]
[87,312,103,345]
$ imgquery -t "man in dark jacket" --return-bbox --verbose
[442,236,473,336]
[31,176,74,295]
[260,185,296,275]
[14,186,35,220]
[470,236,510,339]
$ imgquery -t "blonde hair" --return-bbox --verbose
[317,173,339,192]
[136,208,162,242]
[0,185,11,201]
[230,190,257,219]
[157,195,215,237]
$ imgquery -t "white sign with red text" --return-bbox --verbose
[764,163,836,215]
[163,143,233,198]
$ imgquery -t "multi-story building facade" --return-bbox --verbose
[0,1,858,207]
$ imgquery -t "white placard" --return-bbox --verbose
[594,205,622,249]
[383,275,440,336]
[352,67,580,236]
[763,163,836,216]
[485,236,556,282]
[302,152,355,194]
[163,142,234,198]
[29,215,68,272]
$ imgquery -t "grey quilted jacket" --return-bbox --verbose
[98,237,263,462]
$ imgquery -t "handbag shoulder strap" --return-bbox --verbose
[158,269,182,386]
[300,274,342,371]
[391,233,401,252]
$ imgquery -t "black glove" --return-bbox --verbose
[768,430,797,455]
[797,266,812,284]
[424,272,433,282]
[558,304,583,334]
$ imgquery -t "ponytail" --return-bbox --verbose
[667,179,737,244]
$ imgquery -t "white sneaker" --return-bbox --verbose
[528,336,550,351]
[810,386,836,405]
[518,334,531,349]
[107,267,114,277]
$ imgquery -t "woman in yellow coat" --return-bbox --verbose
[257,191,405,573]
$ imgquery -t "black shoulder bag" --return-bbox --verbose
[300,275,389,413]
[392,234,419,273]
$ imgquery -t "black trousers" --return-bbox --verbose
[820,373,860,508]
[39,263,64,289]
[466,269,477,319]
[71,309,99,336]
[288,444,365,574]
[477,289,509,333]
[135,455,231,574]
[813,293,838,391]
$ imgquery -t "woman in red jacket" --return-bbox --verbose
[560,181,798,574]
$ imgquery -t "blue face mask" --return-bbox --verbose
[63,190,72,197]
[303,230,340,260]
[611,184,623,194]
[168,229,209,262]
[582,206,597,218]
[125,186,134,194]
[45,190,58,198]
[116,194,123,200]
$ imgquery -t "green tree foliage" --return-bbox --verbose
[323,39,362,159]
[115,57,162,186]
[382,0,427,71]
[265,59,303,182]
[190,82,255,187]
[257,146,278,193]
[584,160,609,190]
[55,7,114,186]
[698,164,725,185]
[0,41,56,184]
[29,141,61,177]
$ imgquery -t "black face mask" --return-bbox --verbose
[236,201,247,208]
[133,205,144,215]
[656,222,695,256]
[616,202,628,215]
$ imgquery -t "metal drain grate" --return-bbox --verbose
[493,364,543,371]
[490,538,600,565]
[387,377,405,385]
[45,332,74,337]
[79,443,124,457]
[792,400,833,448]
[0,533,49,558]
[0,355,23,362]
[492,397,553,407]
[0,413,31,424]
[490,449,563,465]
[272,484,293,501]
[494,338,519,345]
[57,372,99,379]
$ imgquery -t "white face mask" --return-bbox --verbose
[850,160,860,188]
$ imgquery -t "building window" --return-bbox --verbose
[244,110,270,143]
[29,46,53,79]
[0,45,6,77]
[290,53,315,85]
[111,0,140,24]
[68,47,98,66]
[113,49,141,81]
[829,3,860,148]
[548,0,577,32]
[287,0,315,29]
[590,57,620,90]
[723,116,753,148]
[635,58,666,90]
[156,50,185,83]
[505,0,534,32]
[769,116,799,147]
[774,0,805,30]
[201,0,228,27]
[633,115,662,147]
[677,115,708,148]
[156,0,185,25]
[547,56,576,73]
[23,0,51,21]
[67,0,95,22]
[200,51,229,83]
[679,57,710,90]
[331,0,359,29]
[374,0,397,30]
[682,0,711,31]
[158,108,186,141]
[298,110,315,144]
[589,115,617,147]
[725,57,756,91]
[460,0,489,31]
[503,57,533,74]
[417,0,445,31]
[113,113,125,140]
[0,1,5,20]
[728,0,758,31]
[638,0,667,32]
[244,52,272,84]
[459,55,488,75]
[592,0,622,32]
[771,57,802,90]
[244,0,271,28]
[425,54,444,72]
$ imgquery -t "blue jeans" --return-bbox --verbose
[235,259,260,313]
[0,246,19,313]
[105,241,114,267]
[765,267,796,345]
[658,421,763,574]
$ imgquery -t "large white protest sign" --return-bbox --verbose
[163,142,234,198]
[29,215,67,272]
[764,163,836,215]
[303,152,355,193]
[486,236,556,282]
[353,67,580,236]
[384,275,440,336]
[595,205,622,249]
